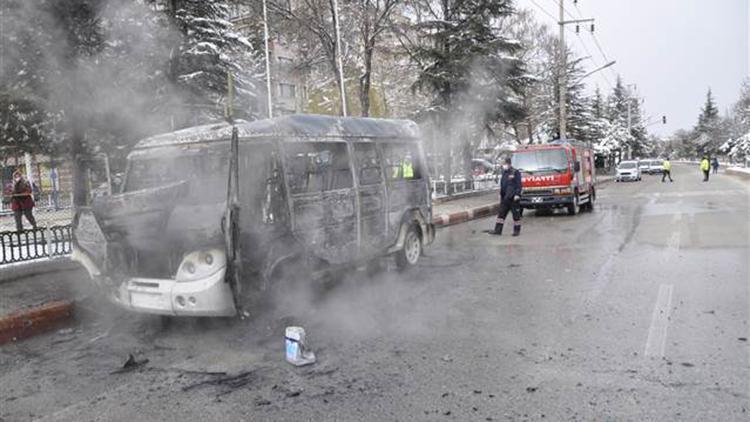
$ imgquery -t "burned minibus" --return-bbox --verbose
[72,115,435,317]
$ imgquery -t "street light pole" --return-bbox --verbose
[577,60,616,82]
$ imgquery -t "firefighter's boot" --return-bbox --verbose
[492,223,504,235]
[512,225,521,237]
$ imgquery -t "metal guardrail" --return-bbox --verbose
[0,225,72,265]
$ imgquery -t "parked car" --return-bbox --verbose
[638,160,650,175]
[649,159,664,174]
[616,160,641,182]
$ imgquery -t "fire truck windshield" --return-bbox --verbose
[513,149,569,173]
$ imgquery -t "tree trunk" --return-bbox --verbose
[359,43,374,117]
[70,117,88,207]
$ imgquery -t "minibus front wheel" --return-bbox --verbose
[395,224,422,271]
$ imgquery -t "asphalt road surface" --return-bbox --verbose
[1,165,748,421]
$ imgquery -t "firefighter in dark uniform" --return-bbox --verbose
[490,157,523,236]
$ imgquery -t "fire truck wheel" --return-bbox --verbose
[567,194,580,216]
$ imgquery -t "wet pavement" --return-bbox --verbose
[1,165,748,421]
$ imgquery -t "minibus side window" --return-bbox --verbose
[353,143,383,185]
[382,142,422,181]
[285,142,353,193]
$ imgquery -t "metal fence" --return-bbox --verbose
[0,225,72,265]
[431,175,499,199]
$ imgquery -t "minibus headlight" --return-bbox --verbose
[184,261,196,274]
[176,248,226,282]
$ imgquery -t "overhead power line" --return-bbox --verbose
[532,0,613,89]
[572,0,618,80]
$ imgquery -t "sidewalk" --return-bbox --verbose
[0,263,88,345]
[433,191,500,226]
[727,167,750,180]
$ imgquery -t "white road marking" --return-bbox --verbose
[644,284,674,357]
[667,206,682,251]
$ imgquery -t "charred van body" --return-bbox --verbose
[72,115,435,317]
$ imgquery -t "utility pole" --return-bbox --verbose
[558,0,566,140]
[626,100,632,160]
[626,84,636,160]
[557,1,595,141]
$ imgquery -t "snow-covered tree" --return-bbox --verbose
[157,0,263,125]
[407,0,525,179]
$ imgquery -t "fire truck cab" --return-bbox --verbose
[512,140,596,215]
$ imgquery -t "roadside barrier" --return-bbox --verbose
[0,225,72,265]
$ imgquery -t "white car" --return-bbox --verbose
[616,160,641,182]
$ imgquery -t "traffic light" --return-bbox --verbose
[662,115,667,124]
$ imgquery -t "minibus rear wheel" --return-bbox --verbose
[395,224,422,271]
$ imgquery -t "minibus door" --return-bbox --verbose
[352,143,387,257]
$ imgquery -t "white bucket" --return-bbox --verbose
[285,326,316,366]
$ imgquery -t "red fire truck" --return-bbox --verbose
[512,140,596,215]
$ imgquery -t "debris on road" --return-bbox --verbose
[526,386,538,393]
[182,371,255,394]
[738,337,747,342]
[285,326,316,366]
[111,353,149,374]
[255,397,272,406]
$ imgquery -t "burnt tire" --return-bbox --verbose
[395,225,422,271]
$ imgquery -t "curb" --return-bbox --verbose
[0,300,74,345]
[434,203,500,227]
[0,257,82,284]
[726,168,750,180]
[434,177,614,227]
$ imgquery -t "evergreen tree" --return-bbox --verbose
[607,76,628,123]
[410,0,525,178]
[160,0,263,126]
[545,49,591,143]
[696,88,719,133]
[733,78,750,134]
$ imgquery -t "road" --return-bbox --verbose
[1,165,748,421]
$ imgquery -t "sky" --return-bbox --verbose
[517,0,749,137]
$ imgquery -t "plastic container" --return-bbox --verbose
[285,326,316,366]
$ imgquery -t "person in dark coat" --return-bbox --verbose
[490,157,523,236]
[11,171,37,232]
[711,157,719,174]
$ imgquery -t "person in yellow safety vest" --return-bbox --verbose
[393,156,414,179]
[661,157,673,182]
[700,155,710,182]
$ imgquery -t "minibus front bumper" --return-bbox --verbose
[72,247,236,317]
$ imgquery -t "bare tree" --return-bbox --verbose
[271,0,400,116]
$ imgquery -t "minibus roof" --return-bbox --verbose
[133,114,420,150]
